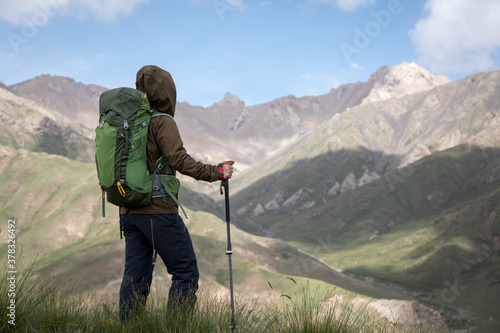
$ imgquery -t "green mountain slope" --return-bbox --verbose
[230,144,500,331]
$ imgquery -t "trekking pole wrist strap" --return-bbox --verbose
[218,160,234,180]
[218,163,225,180]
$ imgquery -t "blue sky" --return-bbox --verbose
[1,0,500,107]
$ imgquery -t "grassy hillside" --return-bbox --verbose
[0,148,412,316]
[230,144,500,332]
[0,257,448,333]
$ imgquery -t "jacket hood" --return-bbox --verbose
[136,65,177,117]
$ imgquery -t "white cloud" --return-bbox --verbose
[70,0,149,22]
[0,0,148,25]
[350,62,362,70]
[409,0,500,73]
[319,0,375,11]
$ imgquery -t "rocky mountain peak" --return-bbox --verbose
[13,74,73,91]
[10,74,106,96]
[216,92,244,107]
[361,62,450,105]
[8,74,108,129]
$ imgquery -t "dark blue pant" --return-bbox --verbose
[119,213,199,320]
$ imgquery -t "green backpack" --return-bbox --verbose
[95,87,186,217]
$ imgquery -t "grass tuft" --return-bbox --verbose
[1,256,445,332]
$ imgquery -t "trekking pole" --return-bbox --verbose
[220,162,236,331]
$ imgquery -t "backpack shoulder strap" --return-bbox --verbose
[151,112,175,123]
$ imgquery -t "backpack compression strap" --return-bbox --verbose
[151,156,188,219]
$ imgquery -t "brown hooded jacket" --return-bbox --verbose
[120,65,219,215]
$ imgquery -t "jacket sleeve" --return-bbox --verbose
[154,116,219,182]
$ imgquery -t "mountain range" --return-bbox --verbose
[1,62,499,332]
[4,62,450,170]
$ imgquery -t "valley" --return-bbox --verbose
[1,62,499,332]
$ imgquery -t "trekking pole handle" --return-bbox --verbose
[219,161,234,195]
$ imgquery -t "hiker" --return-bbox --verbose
[118,65,234,320]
